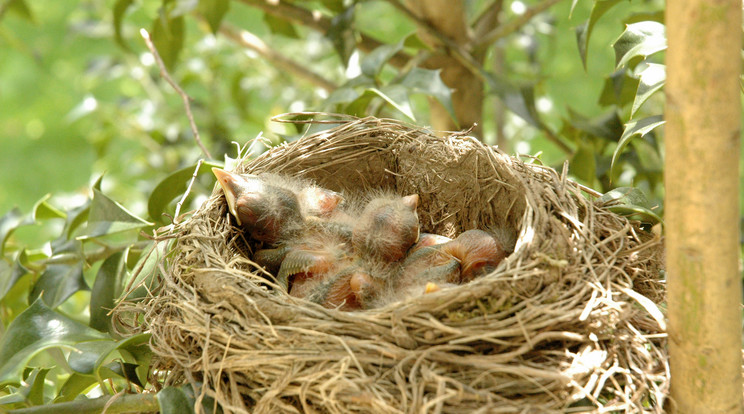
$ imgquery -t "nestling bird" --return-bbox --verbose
[352,193,420,263]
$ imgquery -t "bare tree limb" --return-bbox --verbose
[235,0,411,68]
[140,29,213,159]
[476,0,562,47]
[219,23,338,92]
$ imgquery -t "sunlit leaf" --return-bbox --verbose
[0,250,31,300]
[361,41,403,78]
[598,187,661,224]
[31,194,65,220]
[0,208,25,256]
[26,367,50,406]
[198,0,230,34]
[147,161,221,225]
[263,13,298,38]
[401,67,456,124]
[575,0,624,69]
[631,63,665,118]
[90,250,129,333]
[610,115,665,180]
[345,89,376,116]
[62,202,91,240]
[613,21,666,69]
[327,5,356,65]
[30,263,88,308]
[370,85,415,121]
[113,0,135,51]
[325,86,361,107]
[151,12,185,70]
[171,0,199,17]
[80,188,153,239]
[0,299,108,386]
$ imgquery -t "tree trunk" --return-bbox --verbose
[665,0,742,412]
[406,0,484,135]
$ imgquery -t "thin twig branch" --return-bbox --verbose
[472,0,505,41]
[477,0,563,47]
[173,159,204,224]
[235,0,412,68]
[384,0,486,81]
[139,28,213,159]
[219,23,338,92]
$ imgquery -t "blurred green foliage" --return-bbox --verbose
[0,0,680,411]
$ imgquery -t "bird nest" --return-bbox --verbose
[117,115,667,413]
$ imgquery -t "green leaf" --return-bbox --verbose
[318,0,344,13]
[631,138,663,173]
[113,0,135,51]
[26,367,50,406]
[147,161,221,225]
[104,361,144,388]
[62,202,91,240]
[3,0,34,22]
[262,13,298,38]
[0,208,25,256]
[67,340,118,375]
[571,142,597,183]
[631,63,665,118]
[370,85,415,121]
[79,188,153,239]
[30,263,88,308]
[610,115,665,180]
[575,0,624,69]
[566,108,624,142]
[0,299,108,386]
[158,386,196,414]
[400,67,456,124]
[613,21,666,69]
[598,68,640,108]
[31,194,65,220]
[171,0,199,17]
[325,86,361,107]
[55,373,97,402]
[361,41,403,78]
[198,0,230,34]
[486,74,540,128]
[326,6,356,65]
[598,188,661,224]
[151,12,185,70]
[0,250,31,300]
[606,204,662,224]
[90,250,129,333]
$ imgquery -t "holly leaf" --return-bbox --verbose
[30,262,88,308]
[0,250,31,301]
[326,6,356,65]
[113,0,135,51]
[575,0,624,69]
[147,161,221,225]
[631,63,665,118]
[610,115,665,180]
[199,0,230,34]
[401,67,456,124]
[90,250,129,333]
[80,188,153,239]
[361,41,403,78]
[263,13,298,38]
[0,299,108,387]
[613,21,666,69]
[151,12,185,70]
[598,68,640,108]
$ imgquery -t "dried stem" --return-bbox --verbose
[477,0,563,47]
[219,23,337,92]
[139,28,213,160]
[174,159,204,224]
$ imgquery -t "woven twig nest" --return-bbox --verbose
[120,115,667,413]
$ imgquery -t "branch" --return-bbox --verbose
[384,0,486,81]
[8,393,159,414]
[235,0,411,68]
[219,23,338,92]
[472,0,505,41]
[139,29,213,160]
[476,0,563,47]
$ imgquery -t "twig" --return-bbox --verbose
[472,0,505,41]
[384,0,486,81]
[477,0,563,47]
[235,0,412,68]
[139,28,213,159]
[173,159,203,224]
[219,23,338,92]
[7,392,159,414]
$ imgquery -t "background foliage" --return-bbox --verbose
[0,0,697,411]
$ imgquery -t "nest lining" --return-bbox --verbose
[117,115,667,413]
